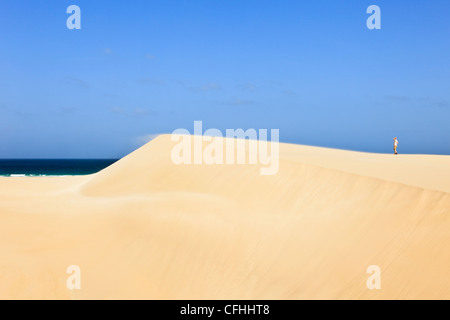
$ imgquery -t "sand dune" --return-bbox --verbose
[0,134,449,299]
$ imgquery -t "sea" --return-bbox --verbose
[0,159,119,177]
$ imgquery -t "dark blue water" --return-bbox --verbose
[0,159,119,176]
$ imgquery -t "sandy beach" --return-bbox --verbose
[0,134,449,299]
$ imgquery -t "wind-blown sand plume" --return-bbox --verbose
[0,134,449,299]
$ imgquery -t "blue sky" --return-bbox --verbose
[0,0,449,158]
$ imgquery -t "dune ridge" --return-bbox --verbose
[0,134,449,299]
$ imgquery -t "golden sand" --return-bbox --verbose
[0,135,449,299]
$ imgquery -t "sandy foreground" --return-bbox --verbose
[0,134,449,300]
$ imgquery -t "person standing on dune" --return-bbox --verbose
[393,137,399,155]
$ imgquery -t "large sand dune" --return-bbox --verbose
[0,135,449,299]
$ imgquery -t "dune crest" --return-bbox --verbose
[0,135,449,299]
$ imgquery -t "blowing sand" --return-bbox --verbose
[0,134,449,299]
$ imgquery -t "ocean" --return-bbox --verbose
[0,159,119,177]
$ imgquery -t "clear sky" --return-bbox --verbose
[0,0,449,158]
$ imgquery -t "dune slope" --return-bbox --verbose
[0,135,449,299]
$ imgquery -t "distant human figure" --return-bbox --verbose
[393,137,398,155]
